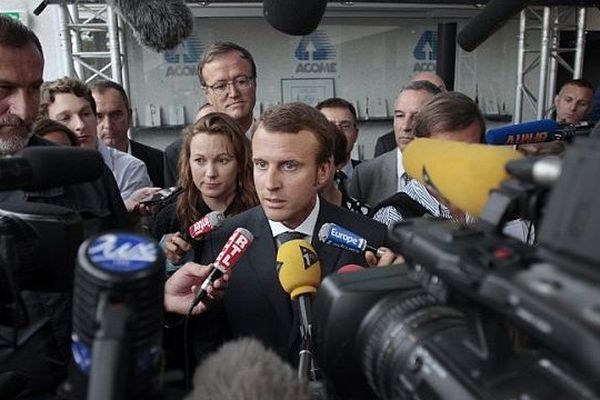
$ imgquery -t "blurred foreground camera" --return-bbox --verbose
[314,138,600,400]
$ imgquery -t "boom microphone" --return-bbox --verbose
[182,211,225,242]
[0,147,103,191]
[263,0,327,36]
[191,227,254,309]
[486,119,592,145]
[457,0,529,52]
[107,0,193,52]
[318,222,379,255]
[403,138,523,216]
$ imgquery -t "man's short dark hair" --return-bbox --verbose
[89,80,130,110]
[255,102,333,164]
[0,15,43,58]
[197,41,256,86]
[401,80,444,96]
[413,91,486,141]
[559,78,594,94]
[39,77,97,118]
[315,97,358,122]
[33,118,78,146]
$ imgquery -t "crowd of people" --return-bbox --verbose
[0,14,595,399]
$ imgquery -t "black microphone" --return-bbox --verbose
[263,0,327,36]
[0,147,103,191]
[457,0,529,52]
[107,0,193,52]
[66,232,165,400]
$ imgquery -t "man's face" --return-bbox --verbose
[0,42,44,154]
[252,127,331,229]
[319,106,358,157]
[554,84,593,124]
[93,88,131,149]
[47,93,98,149]
[201,51,256,128]
[393,89,434,151]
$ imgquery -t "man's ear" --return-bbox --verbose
[315,158,333,188]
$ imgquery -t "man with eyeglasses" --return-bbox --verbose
[163,41,257,186]
[316,97,360,181]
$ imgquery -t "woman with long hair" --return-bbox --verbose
[151,112,258,270]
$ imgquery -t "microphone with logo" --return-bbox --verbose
[189,227,254,310]
[181,211,225,243]
[318,222,381,255]
[485,119,592,145]
[276,239,322,380]
[64,232,164,400]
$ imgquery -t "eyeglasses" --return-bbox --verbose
[334,121,356,132]
[203,76,255,96]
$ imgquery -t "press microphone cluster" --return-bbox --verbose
[318,222,380,255]
[181,211,225,242]
[485,119,592,145]
[190,227,254,309]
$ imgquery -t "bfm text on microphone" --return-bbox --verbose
[181,211,225,242]
[190,227,254,309]
[485,119,592,145]
[318,222,381,255]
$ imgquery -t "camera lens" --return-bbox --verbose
[357,289,465,400]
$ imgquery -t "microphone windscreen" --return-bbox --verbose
[277,239,321,299]
[337,264,364,274]
[108,0,193,52]
[457,0,528,52]
[263,0,327,36]
[486,119,560,145]
[403,138,523,216]
[20,147,103,190]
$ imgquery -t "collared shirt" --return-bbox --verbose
[396,148,408,192]
[97,140,152,200]
[268,196,320,244]
[340,159,354,181]
[374,179,532,243]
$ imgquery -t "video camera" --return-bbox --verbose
[313,137,600,400]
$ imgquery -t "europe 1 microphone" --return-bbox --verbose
[190,227,254,309]
[318,222,380,254]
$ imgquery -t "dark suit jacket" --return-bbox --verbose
[194,199,386,365]
[163,138,182,188]
[373,130,396,158]
[349,149,398,207]
[130,139,164,187]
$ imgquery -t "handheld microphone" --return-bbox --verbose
[276,239,322,299]
[191,227,254,309]
[107,0,193,52]
[318,222,379,254]
[485,119,592,145]
[0,147,103,191]
[68,232,164,400]
[182,211,225,242]
[276,240,322,380]
[403,138,523,216]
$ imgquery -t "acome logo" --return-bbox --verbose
[164,36,203,77]
[294,30,337,74]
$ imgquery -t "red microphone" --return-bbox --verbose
[190,227,254,308]
[337,264,365,274]
[182,211,225,242]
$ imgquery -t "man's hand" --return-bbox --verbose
[365,246,405,267]
[164,262,229,315]
[162,232,193,264]
[124,186,161,215]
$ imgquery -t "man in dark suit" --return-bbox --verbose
[90,80,165,187]
[164,103,386,365]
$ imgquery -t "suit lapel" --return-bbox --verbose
[247,209,293,329]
